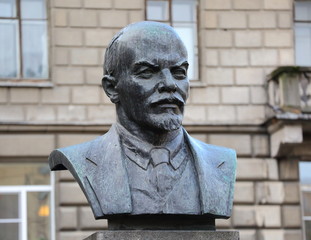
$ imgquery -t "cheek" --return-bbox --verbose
[118,84,137,106]
[177,81,190,100]
[119,80,154,106]
[131,79,157,99]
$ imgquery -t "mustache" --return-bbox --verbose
[149,94,185,107]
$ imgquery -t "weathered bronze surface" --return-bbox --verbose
[49,21,237,229]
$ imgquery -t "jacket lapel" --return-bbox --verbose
[184,129,235,218]
[84,125,132,216]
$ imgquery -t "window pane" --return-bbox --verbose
[299,161,311,184]
[0,193,19,218]
[305,221,311,240]
[0,223,19,240]
[147,0,169,21]
[295,23,311,66]
[295,1,311,21]
[0,0,16,17]
[302,191,311,216]
[0,163,50,186]
[21,0,46,19]
[0,20,18,78]
[173,23,198,80]
[172,0,197,22]
[28,192,50,240]
[22,20,48,78]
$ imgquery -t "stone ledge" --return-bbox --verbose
[84,230,240,240]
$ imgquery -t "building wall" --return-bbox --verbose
[0,0,304,240]
[0,0,294,125]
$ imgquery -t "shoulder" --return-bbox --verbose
[48,136,101,171]
[187,133,236,162]
[49,125,118,171]
[187,131,237,186]
[190,136,236,155]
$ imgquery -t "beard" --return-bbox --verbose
[145,112,183,131]
[143,94,185,131]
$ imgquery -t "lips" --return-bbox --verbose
[150,97,184,108]
[159,103,179,109]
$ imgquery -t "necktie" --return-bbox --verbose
[150,148,173,197]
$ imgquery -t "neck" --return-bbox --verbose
[116,106,181,146]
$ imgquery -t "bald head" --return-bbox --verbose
[103,21,187,78]
[101,21,189,132]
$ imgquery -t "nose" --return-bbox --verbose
[158,69,177,93]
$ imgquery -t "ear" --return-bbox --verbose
[102,75,119,103]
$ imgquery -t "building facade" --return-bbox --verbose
[0,0,310,240]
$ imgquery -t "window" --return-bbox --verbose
[0,0,48,80]
[299,161,311,240]
[0,163,55,240]
[146,0,199,81]
[295,1,311,66]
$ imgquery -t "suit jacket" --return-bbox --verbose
[49,125,236,219]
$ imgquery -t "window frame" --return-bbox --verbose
[299,160,311,240]
[300,185,311,240]
[144,0,201,83]
[0,172,55,240]
[294,0,311,67]
[0,0,51,87]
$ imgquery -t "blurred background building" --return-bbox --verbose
[0,0,311,240]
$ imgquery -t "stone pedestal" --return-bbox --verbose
[84,230,239,240]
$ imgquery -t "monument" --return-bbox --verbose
[49,21,238,239]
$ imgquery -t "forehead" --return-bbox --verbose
[129,40,187,67]
[119,24,187,67]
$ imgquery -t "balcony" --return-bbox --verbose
[266,66,311,158]
[268,66,311,116]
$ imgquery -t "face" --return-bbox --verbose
[116,27,190,132]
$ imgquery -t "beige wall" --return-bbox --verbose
[0,0,294,125]
[0,0,304,240]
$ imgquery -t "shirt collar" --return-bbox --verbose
[116,123,187,170]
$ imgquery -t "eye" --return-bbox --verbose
[171,67,187,80]
[134,67,155,79]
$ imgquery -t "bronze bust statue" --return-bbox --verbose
[49,21,236,230]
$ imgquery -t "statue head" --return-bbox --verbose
[102,21,189,132]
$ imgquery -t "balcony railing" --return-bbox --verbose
[267,66,311,114]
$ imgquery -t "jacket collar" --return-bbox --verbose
[115,123,186,170]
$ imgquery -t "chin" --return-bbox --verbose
[146,113,183,131]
